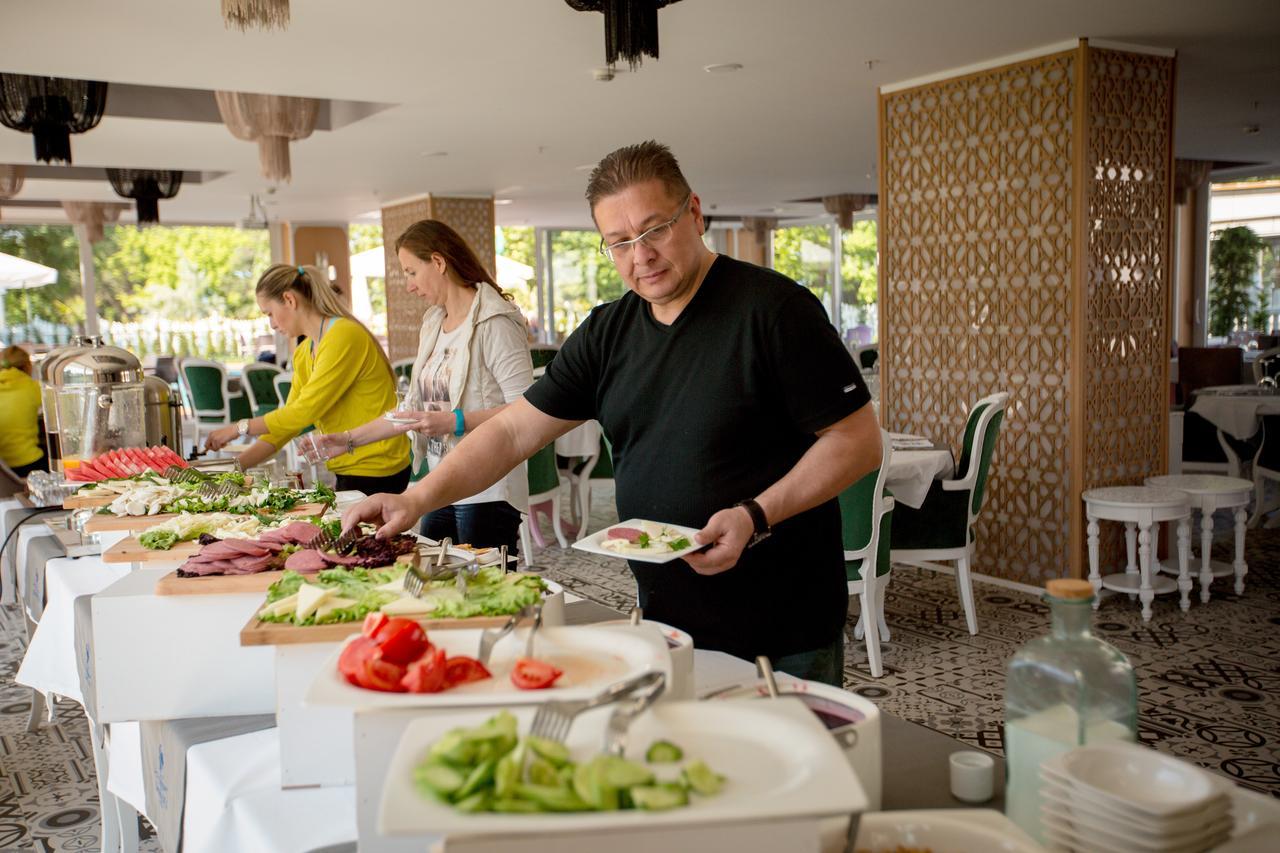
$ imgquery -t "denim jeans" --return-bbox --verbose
[420,501,522,556]
[333,465,411,497]
[772,635,845,687]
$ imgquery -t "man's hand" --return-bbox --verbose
[683,505,754,575]
[342,492,422,539]
[205,424,238,452]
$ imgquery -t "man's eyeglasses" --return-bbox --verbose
[599,194,692,262]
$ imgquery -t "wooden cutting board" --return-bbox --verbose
[239,611,515,646]
[155,569,288,596]
[62,493,113,509]
[103,536,202,564]
[82,502,330,533]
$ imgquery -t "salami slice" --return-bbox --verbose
[607,526,644,542]
[284,548,330,573]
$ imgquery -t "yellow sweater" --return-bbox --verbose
[0,366,44,469]
[262,318,409,477]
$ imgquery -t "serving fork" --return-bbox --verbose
[403,537,458,598]
[162,465,203,484]
[307,524,360,554]
[476,602,539,665]
[522,670,667,779]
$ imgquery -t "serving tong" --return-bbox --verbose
[522,670,667,780]
[476,602,540,666]
[403,537,478,598]
[308,524,360,555]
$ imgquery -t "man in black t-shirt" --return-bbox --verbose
[345,141,881,685]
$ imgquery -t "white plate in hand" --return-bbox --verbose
[304,623,672,710]
[384,411,418,425]
[377,697,866,837]
[573,518,705,564]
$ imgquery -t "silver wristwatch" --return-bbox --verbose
[236,418,250,438]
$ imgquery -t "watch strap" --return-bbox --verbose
[735,498,771,547]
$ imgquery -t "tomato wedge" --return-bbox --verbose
[361,612,388,640]
[373,618,429,665]
[444,656,491,687]
[510,657,563,690]
[338,636,379,685]
[357,657,407,692]
[401,647,448,693]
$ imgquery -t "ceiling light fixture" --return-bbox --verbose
[106,168,184,226]
[703,63,743,74]
[494,199,514,206]
[421,150,449,158]
[566,0,683,70]
[0,73,108,165]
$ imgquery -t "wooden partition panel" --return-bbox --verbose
[379,196,495,361]
[879,42,1174,584]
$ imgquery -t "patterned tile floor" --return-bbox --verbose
[0,482,1275,850]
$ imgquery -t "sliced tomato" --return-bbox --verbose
[444,656,491,687]
[510,657,563,690]
[358,657,407,692]
[338,636,379,684]
[401,647,448,693]
[373,618,429,665]
[362,612,389,640]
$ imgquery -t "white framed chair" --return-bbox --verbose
[1253,346,1280,385]
[839,430,895,677]
[1251,413,1280,526]
[520,443,568,558]
[241,362,283,417]
[888,391,1010,635]
[177,357,230,447]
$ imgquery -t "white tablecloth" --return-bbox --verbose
[555,419,602,458]
[1190,385,1280,441]
[16,553,129,703]
[16,523,58,621]
[885,444,954,509]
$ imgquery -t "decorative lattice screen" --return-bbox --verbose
[879,43,1173,584]
[380,196,496,361]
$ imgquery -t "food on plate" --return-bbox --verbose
[95,476,334,518]
[175,520,325,577]
[137,512,285,550]
[337,614,493,693]
[258,563,547,626]
[509,657,564,690]
[644,740,684,763]
[75,467,241,498]
[413,711,726,813]
[599,521,694,556]
[65,446,188,482]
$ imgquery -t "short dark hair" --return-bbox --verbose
[585,140,692,212]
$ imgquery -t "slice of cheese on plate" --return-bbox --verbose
[313,596,357,621]
[380,596,439,616]
[296,583,335,621]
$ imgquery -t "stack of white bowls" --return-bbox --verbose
[1039,741,1233,852]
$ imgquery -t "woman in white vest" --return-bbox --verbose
[310,219,533,553]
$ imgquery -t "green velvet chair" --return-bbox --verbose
[888,392,1009,635]
[519,443,567,559]
[838,430,894,677]
[241,362,283,417]
[178,358,230,446]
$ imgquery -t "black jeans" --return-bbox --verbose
[333,465,411,498]
[772,635,845,687]
[421,501,522,557]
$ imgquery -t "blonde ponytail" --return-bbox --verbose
[255,263,394,380]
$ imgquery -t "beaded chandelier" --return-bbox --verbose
[0,74,108,164]
[565,0,683,70]
[106,169,183,225]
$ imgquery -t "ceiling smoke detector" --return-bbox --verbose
[592,66,616,82]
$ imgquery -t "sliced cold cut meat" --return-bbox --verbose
[320,552,363,566]
[284,548,330,573]
[277,521,322,545]
[607,526,644,542]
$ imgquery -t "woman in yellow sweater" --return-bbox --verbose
[205,264,411,495]
[0,345,45,477]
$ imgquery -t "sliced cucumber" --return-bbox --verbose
[414,763,466,800]
[630,783,689,810]
[682,759,726,796]
[515,783,590,812]
[644,739,684,763]
[527,735,571,767]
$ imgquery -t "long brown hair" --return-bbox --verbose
[1,344,32,374]
[394,220,513,302]
[255,263,394,379]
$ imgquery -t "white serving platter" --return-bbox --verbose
[305,623,672,710]
[572,518,705,564]
[849,809,1041,853]
[376,697,866,837]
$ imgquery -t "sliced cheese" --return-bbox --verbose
[313,596,357,621]
[296,583,335,621]
[380,596,438,616]
[375,577,408,593]
[264,592,298,618]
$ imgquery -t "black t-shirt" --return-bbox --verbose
[525,255,870,659]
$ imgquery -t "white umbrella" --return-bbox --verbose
[0,251,58,337]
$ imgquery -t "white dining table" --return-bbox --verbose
[884,434,955,509]
[1190,384,1280,441]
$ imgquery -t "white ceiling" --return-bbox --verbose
[1,0,1278,230]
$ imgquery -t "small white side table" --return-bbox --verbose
[1145,474,1251,601]
[1083,486,1192,621]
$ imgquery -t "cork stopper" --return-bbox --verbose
[1046,578,1094,600]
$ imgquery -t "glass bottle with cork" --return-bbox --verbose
[1004,577,1136,842]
